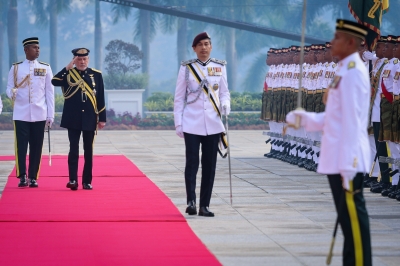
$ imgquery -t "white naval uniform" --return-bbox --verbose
[371,58,387,123]
[293,52,370,189]
[6,59,55,121]
[0,95,2,114]
[174,58,230,135]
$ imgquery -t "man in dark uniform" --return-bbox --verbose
[51,48,106,190]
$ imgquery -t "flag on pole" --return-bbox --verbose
[348,0,390,50]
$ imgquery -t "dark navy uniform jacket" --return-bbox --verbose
[51,67,106,131]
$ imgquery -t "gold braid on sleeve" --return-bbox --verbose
[64,74,84,99]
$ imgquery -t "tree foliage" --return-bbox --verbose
[104,39,143,75]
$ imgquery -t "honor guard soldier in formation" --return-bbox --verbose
[174,32,230,217]
[0,95,2,114]
[261,41,338,172]
[51,48,106,190]
[363,35,400,200]
[6,37,55,188]
[287,19,372,266]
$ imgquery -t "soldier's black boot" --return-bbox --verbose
[371,182,391,193]
[382,185,397,197]
[18,174,28,187]
[363,176,378,188]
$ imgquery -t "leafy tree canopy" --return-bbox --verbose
[104,39,143,75]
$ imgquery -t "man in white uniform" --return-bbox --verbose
[174,32,230,217]
[286,20,371,266]
[6,37,55,188]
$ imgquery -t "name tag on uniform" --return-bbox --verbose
[34,68,46,76]
[207,67,222,76]
[395,72,400,80]
[382,69,391,78]
[329,76,342,89]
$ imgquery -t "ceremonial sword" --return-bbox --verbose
[224,106,233,206]
[47,125,52,166]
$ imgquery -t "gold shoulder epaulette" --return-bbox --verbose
[210,58,227,65]
[384,59,389,64]
[91,68,102,73]
[332,63,337,68]
[13,61,23,65]
[348,61,356,69]
[39,61,49,66]
[181,59,196,66]
[394,59,399,64]
[325,63,329,67]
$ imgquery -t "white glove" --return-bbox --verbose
[46,117,54,128]
[362,51,375,61]
[340,170,357,191]
[11,88,18,101]
[175,125,184,138]
[285,110,307,126]
[222,102,231,116]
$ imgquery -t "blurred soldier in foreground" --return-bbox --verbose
[286,20,371,266]
[6,37,55,188]
[174,32,230,217]
[51,48,106,190]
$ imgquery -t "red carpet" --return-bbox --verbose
[7,155,144,177]
[0,155,15,161]
[0,155,220,266]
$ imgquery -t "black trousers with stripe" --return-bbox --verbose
[14,120,46,179]
[184,133,220,207]
[328,173,372,266]
[67,129,95,184]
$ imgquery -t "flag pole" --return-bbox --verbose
[283,0,307,135]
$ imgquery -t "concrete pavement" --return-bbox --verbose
[0,130,399,266]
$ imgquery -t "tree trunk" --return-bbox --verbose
[140,2,150,99]
[0,19,4,93]
[7,0,18,67]
[49,3,57,70]
[226,27,236,91]
[177,17,187,69]
[94,0,102,70]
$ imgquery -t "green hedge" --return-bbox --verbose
[144,91,262,111]
[1,93,65,112]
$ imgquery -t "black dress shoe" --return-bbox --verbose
[388,188,400,199]
[363,176,378,188]
[18,174,28,187]
[82,183,93,190]
[381,185,396,196]
[198,206,214,217]
[371,182,391,193]
[29,179,38,188]
[66,180,78,190]
[185,200,197,215]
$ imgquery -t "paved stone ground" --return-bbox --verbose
[0,130,399,266]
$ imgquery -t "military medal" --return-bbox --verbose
[207,67,222,76]
[34,68,46,76]
[213,83,219,91]
[89,74,96,95]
